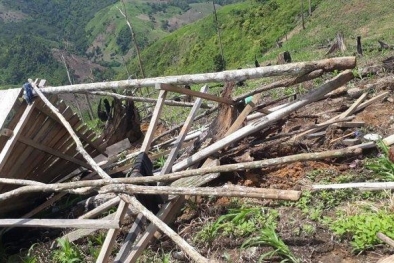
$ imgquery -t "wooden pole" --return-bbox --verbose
[99,185,302,201]
[173,70,354,172]
[84,91,210,108]
[235,69,324,101]
[0,219,118,229]
[40,57,356,94]
[121,195,212,263]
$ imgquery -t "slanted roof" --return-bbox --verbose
[0,88,106,217]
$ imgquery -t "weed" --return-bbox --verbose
[195,206,278,244]
[154,155,167,169]
[20,243,38,263]
[52,238,83,263]
[302,224,316,235]
[365,140,394,181]
[242,222,300,263]
[329,210,394,253]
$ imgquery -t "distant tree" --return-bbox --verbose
[213,54,226,72]
[116,25,132,54]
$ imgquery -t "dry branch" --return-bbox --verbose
[40,57,356,94]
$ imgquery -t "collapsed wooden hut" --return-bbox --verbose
[4,56,393,262]
[0,82,106,218]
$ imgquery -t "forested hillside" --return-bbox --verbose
[0,0,243,86]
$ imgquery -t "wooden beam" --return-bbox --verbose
[157,83,234,105]
[40,57,356,94]
[0,219,119,229]
[18,135,91,169]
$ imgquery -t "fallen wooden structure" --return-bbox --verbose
[2,56,394,262]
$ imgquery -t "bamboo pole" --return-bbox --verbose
[121,195,212,263]
[173,70,354,172]
[40,57,356,94]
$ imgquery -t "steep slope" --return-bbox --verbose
[123,0,320,78]
[123,0,394,79]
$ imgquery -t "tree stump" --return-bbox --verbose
[277,51,292,64]
[103,98,143,145]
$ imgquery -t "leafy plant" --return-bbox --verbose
[365,140,394,181]
[242,222,300,263]
[20,243,38,263]
[52,238,83,263]
[195,206,278,244]
[329,211,394,253]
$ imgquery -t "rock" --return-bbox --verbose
[347,87,363,98]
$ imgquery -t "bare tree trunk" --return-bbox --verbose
[213,0,225,70]
[301,0,305,29]
[308,0,311,16]
[119,0,145,78]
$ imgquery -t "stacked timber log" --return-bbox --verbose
[3,56,394,262]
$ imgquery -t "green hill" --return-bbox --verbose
[122,0,394,79]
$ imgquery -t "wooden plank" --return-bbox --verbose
[18,135,91,169]
[36,103,106,156]
[0,102,37,172]
[158,83,235,105]
[7,100,71,181]
[0,88,23,129]
[97,88,168,263]
[0,219,119,229]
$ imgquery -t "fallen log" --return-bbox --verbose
[40,57,356,94]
